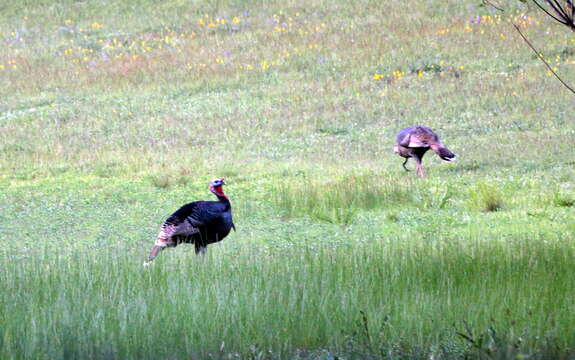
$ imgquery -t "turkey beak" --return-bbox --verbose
[221,179,226,185]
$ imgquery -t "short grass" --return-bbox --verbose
[1,0,575,358]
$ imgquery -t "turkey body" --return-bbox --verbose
[162,200,235,252]
[144,178,235,265]
[393,126,456,178]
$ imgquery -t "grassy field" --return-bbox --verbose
[1,0,575,358]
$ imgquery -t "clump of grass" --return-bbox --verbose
[150,174,172,189]
[408,57,444,74]
[313,206,357,225]
[456,322,571,360]
[148,169,194,189]
[271,174,412,224]
[93,162,121,178]
[175,175,190,186]
[411,183,454,210]
[385,212,400,222]
[552,192,575,207]
[317,126,349,136]
[469,182,504,212]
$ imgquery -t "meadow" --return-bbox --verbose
[1,0,575,358]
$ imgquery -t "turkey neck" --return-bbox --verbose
[215,193,230,203]
[210,186,230,204]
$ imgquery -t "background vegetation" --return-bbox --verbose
[1,0,574,358]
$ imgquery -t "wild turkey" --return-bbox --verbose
[393,126,456,178]
[144,178,235,265]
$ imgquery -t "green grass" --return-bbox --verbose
[1,0,575,358]
[271,173,414,224]
[469,182,505,212]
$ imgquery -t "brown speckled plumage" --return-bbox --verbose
[393,126,456,178]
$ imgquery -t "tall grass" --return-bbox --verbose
[271,174,413,224]
[1,231,574,359]
[552,192,575,208]
[271,174,463,224]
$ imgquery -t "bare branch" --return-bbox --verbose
[532,0,570,25]
[549,0,571,21]
[547,0,570,20]
[512,23,575,95]
[532,0,575,30]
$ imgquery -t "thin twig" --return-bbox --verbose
[512,23,575,95]
[482,0,575,95]
[482,0,504,12]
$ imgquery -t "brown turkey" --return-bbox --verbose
[393,126,456,178]
[144,178,235,265]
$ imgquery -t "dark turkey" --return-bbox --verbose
[144,178,235,265]
[393,126,456,178]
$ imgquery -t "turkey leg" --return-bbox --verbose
[402,158,410,171]
[194,243,207,255]
[414,158,426,178]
